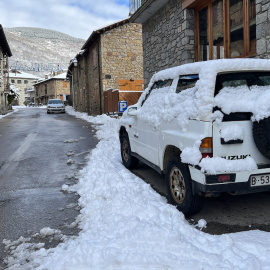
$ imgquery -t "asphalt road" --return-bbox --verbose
[132,162,270,235]
[0,107,98,268]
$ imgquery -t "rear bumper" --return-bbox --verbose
[192,179,270,195]
[189,165,270,195]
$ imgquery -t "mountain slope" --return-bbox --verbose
[4,27,86,75]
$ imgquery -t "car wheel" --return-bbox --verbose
[47,111,50,114]
[120,133,139,169]
[166,156,203,216]
[253,117,270,159]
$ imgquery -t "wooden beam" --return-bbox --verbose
[224,0,230,58]
[244,0,249,54]
[208,4,213,60]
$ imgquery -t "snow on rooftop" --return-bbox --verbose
[9,71,40,80]
[52,72,67,79]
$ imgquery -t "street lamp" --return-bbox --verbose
[72,58,78,67]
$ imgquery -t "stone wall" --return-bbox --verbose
[35,78,70,105]
[256,0,270,58]
[55,80,70,99]
[100,23,143,92]
[74,22,143,116]
[142,0,195,85]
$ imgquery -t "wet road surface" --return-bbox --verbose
[0,107,98,268]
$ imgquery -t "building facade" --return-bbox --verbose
[130,0,270,85]
[34,72,70,105]
[68,18,144,115]
[0,25,12,114]
[9,70,40,105]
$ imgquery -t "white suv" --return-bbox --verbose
[119,59,270,216]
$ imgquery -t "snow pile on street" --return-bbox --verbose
[4,107,270,269]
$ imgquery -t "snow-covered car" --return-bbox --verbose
[47,99,65,114]
[119,59,270,216]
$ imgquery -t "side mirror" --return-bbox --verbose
[127,107,138,116]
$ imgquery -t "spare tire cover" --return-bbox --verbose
[253,117,270,159]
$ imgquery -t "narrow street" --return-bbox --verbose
[0,107,98,268]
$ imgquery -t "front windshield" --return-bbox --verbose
[48,100,63,104]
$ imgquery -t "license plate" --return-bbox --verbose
[250,174,270,187]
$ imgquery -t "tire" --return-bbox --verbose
[120,133,139,169]
[253,117,270,159]
[166,156,203,216]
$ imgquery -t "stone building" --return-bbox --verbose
[34,72,70,105]
[130,0,270,85]
[0,24,12,114]
[67,18,143,115]
[9,70,40,105]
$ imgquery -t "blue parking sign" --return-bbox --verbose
[118,101,128,113]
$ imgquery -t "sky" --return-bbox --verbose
[0,0,130,40]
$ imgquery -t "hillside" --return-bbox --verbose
[4,27,86,76]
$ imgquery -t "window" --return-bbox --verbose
[11,79,15,83]
[249,0,256,52]
[212,0,224,59]
[142,79,173,106]
[24,80,28,84]
[45,84,47,95]
[176,75,199,93]
[199,7,209,61]
[48,100,63,104]
[215,72,270,96]
[17,80,21,84]
[230,0,244,57]
[196,0,256,61]
[151,79,173,89]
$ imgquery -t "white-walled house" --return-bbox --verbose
[9,70,40,105]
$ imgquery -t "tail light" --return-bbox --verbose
[200,137,213,158]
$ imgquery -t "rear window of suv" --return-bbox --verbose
[214,71,270,121]
[215,72,270,96]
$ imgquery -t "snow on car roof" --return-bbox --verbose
[131,59,270,133]
[152,59,270,82]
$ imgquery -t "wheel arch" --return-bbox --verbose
[119,126,127,139]
[162,145,181,175]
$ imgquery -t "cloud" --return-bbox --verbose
[0,0,130,39]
